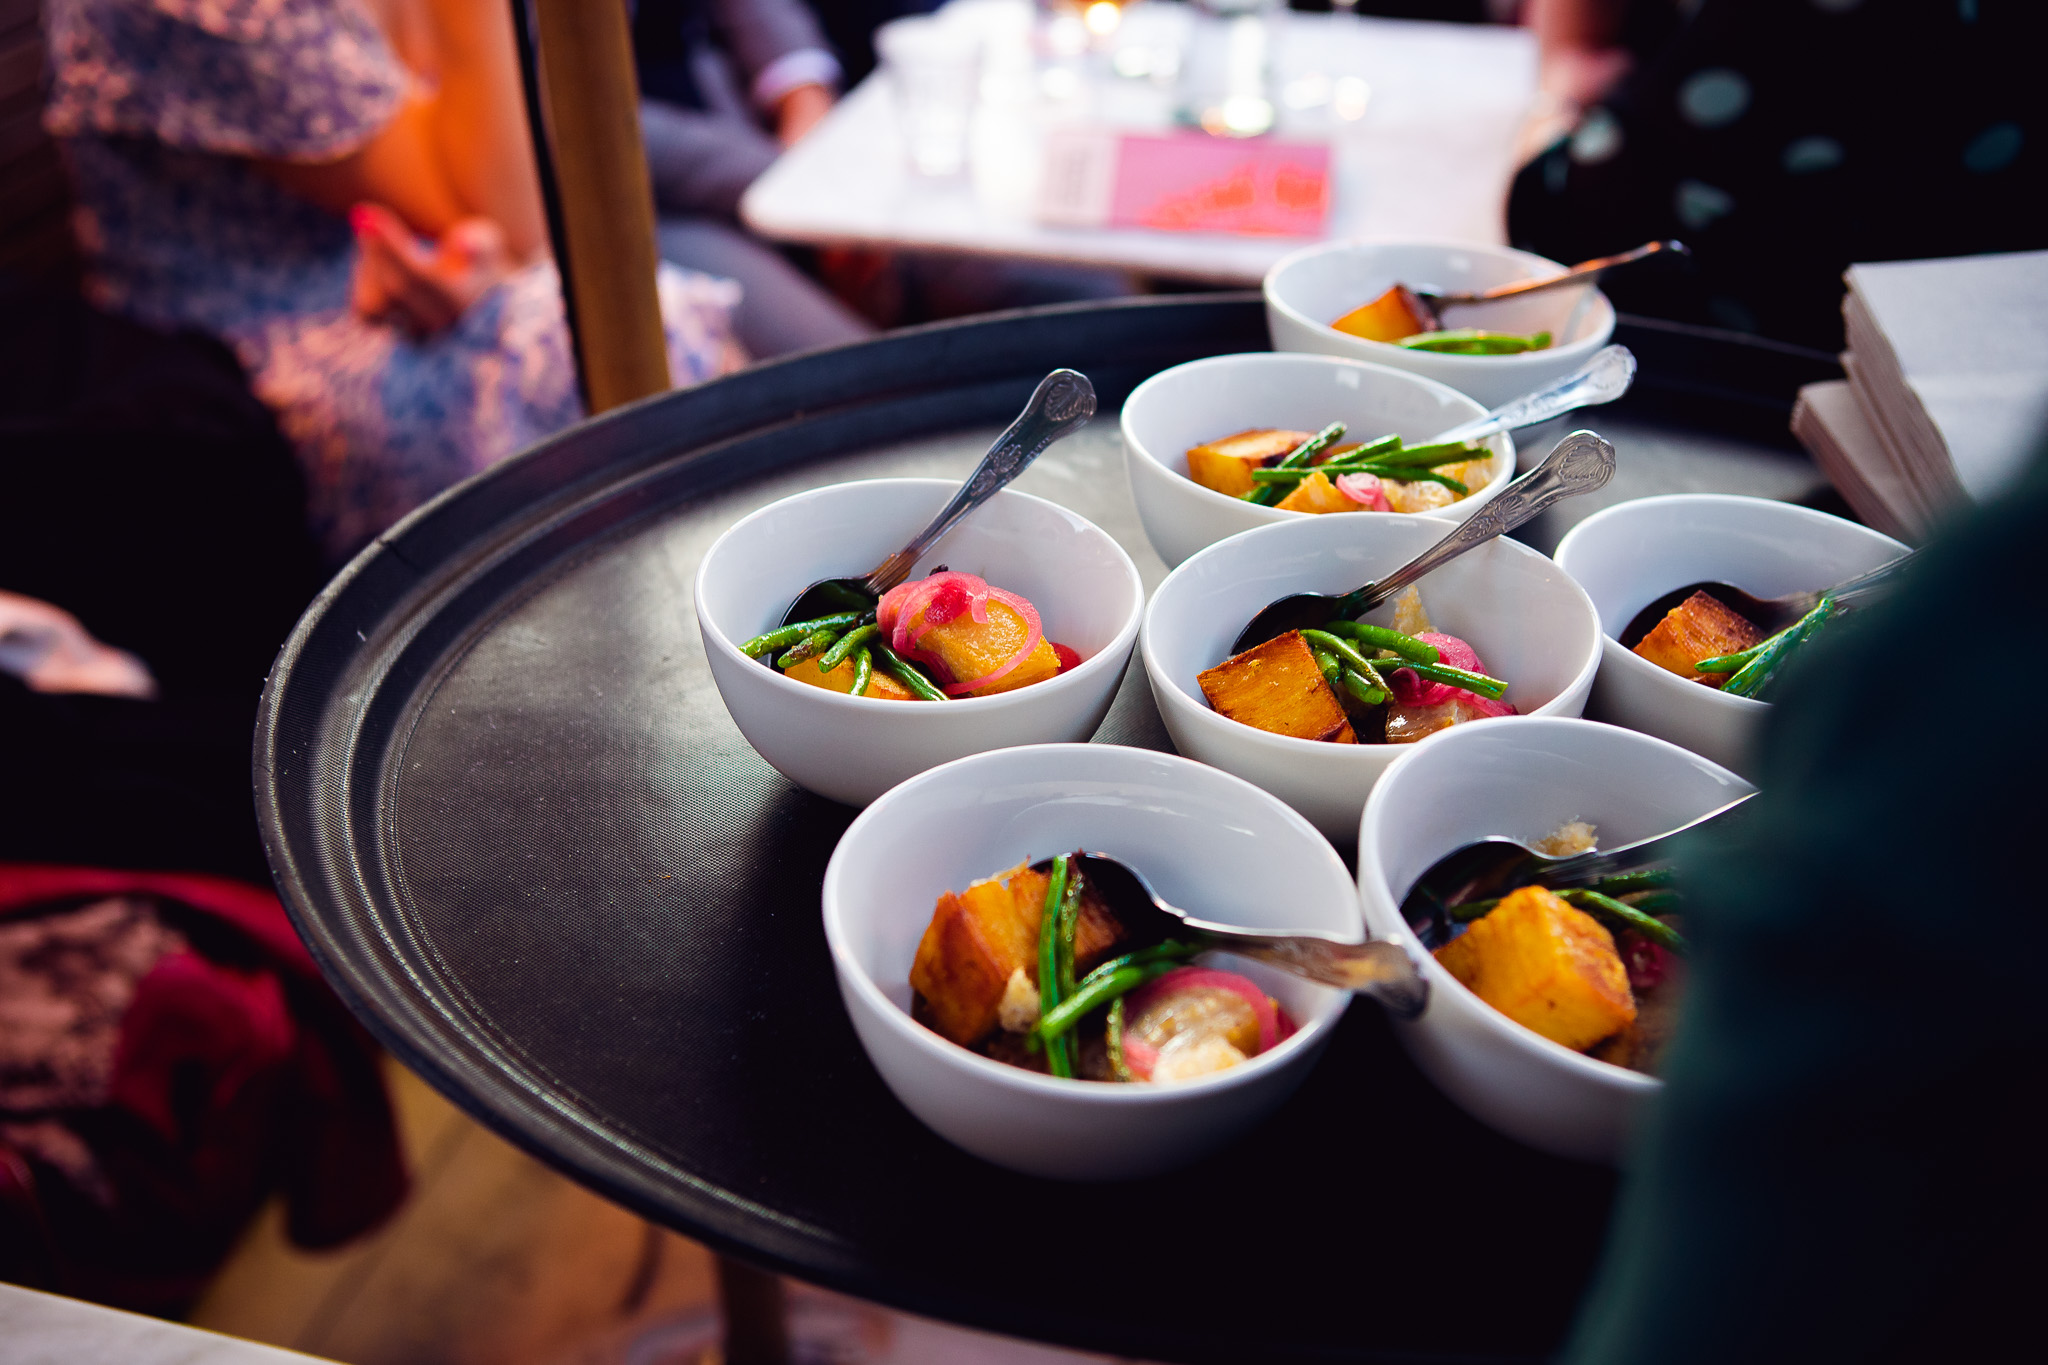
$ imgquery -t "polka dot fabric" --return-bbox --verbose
[1509,0,2037,348]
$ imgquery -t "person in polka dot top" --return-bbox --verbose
[1509,0,2035,349]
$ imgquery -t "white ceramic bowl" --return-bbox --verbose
[1357,717,1753,1163]
[822,743,1357,1180]
[696,479,1143,806]
[1264,239,1617,408]
[1552,495,1909,778]
[1140,513,1602,842]
[1120,351,1516,569]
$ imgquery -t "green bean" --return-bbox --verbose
[1076,939,1203,991]
[1382,658,1510,700]
[1398,329,1552,354]
[1249,457,1471,489]
[1368,441,1486,467]
[1106,997,1134,1082]
[1311,647,1340,686]
[1694,640,1770,675]
[1561,889,1688,954]
[849,647,873,698]
[1721,598,1834,700]
[1037,957,1186,1044]
[1361,465,1469,493]
[1339,667,1389,708]
[737,611,865,658]
[868,640,949,701]
[1589,868,1677,897]
[1299,628,1383,681]
[1037,855,1073,1078]
[777,628,839,668]
[1247,422,1347,505]
[1620,889,1682,915]
[818,622,880,672]
[1056,865,1084,998]
[1318,620,1439,663]
[1447,896,1499,921]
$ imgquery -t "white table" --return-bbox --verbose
[741,8,1537,285]
[0,1284,334,1365]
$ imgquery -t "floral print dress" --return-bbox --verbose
[44,0,746,562]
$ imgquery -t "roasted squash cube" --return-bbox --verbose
[917,599,1061,696]
[1197,631,1357,743]
[783,653,918,700]
[909,860,1130,1046]
[1273,470,1357,515]
[1633,590,1765,687]
[1185,428,1314,497]
[1329,286,1430,343]
[1434,885,1636,1052]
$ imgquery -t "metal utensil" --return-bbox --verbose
[1398,792,1755,948]
[1426,344,1635,447]
[1397,240,1688,332]
[779,368,1097,625]
[1063,853,1429,1019]
[1230,429,1617,653]
[1619,550,1919,647]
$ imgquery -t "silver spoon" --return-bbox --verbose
[1398,793,1754,947]
[1062,853,1429,1019]
[779,368,1098,625]
[1619,550,1919,647]
[1397,240,1689,332]
[1230,429,1616,653]
[1426,344,1635,447]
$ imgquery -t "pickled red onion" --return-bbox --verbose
[879,571,989,661]
[1122,1035,1160,1081]
[941,587,1043,695]
[1334,472,1391,511]
[1123,966,1285,1055]
[1387,631,1512,715]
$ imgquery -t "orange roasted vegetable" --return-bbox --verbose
[1197,631,1357,743]
[1330,286,1430,344]
[1633,590,1765,687]
[782,653,918,700]
[1273,470,1357,514]
[918,598,1061,696]
[1185,428,1315,497]
[1434,885,1636,1052]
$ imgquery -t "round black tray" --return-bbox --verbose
[256,296,1839,1365]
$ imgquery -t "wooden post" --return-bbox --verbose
[527,0,671,412]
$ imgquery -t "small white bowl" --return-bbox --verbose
[1120,351,1516,569]
[696,479,1143,806]
[1140,513,1602,842]
[1264,239,1617,408]
[822,743,1358,1180]
[1552,495,1909,778]
[1357,717,1753,1163]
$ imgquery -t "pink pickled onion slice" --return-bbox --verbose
[883,572,988,656]
[1334,471,1391,511]
[942,586,1044,696]
[1388,631,1511,712]
[1051,642,1081,672]
[1123,966,1284,1055]
[1122,1035,1159,1081]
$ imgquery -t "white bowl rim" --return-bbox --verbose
[1118,351,1515,523]
[821,741,1354,1103]
[1360,715,1757,1091]
[1554,492,1913,719]
[1139,518,1606,758]
[696,478,1144,712]
[1263,236,1616,366]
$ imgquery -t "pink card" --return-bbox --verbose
[1040,130,1330,236]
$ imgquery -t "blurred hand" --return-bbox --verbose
[350,202,514,338]
[775,83,834,147]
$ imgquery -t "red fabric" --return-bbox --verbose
[0,863,407,1313]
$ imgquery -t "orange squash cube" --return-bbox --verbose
[1185,428,1314,497]
[1633,591,1765,687]
[909,860,1129,1046]
[1197,631,1357,743]
[1329,286,1430,343]
[1273,470,1359,515]
[917,599,1061,696]
[782,653,918,700]
[1433,885,1636,1052]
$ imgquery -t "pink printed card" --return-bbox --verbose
[1039,130,1331,237]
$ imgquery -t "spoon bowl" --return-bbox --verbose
[1618,550,1918,646]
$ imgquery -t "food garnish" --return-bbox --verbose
[740,571,1075,700]
[1197,587,1514,745]
[1428,822,1686,1075]
[909,853,1295,1084]
[1185,422,1493,515]
[1632,588,1837,700]
[1329,285,1555,353]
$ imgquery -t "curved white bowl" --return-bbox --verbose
[695,479,1143,806]
[1357,717,1754,1164]
[1119,352,1515,570]
[1140,513,1602,842]
[1552,495,1910,778]
[1264,239,1617,408]
[823,743,1357,1180]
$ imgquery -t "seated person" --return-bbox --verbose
[44,0,748,565]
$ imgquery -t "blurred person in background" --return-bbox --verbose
[44,0,747,565]
[1510,0,2037,348]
